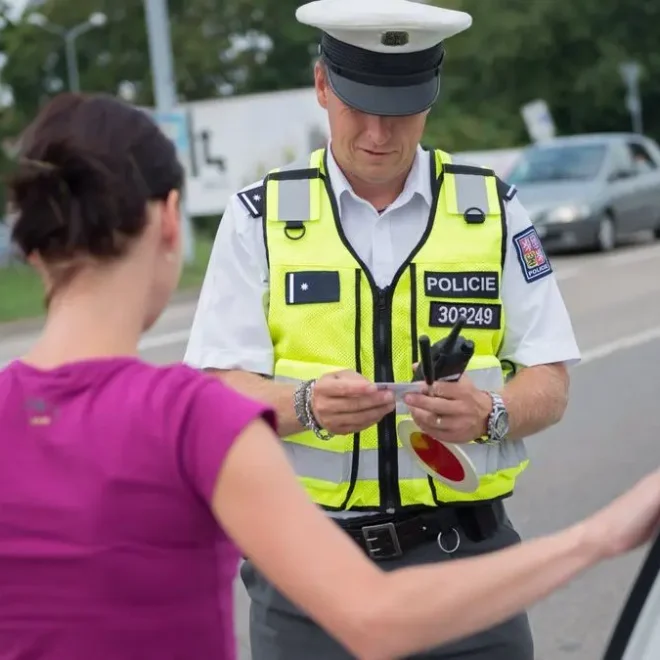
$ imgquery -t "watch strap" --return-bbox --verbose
[485,391,508,444]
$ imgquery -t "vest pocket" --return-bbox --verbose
[462,354,504,391]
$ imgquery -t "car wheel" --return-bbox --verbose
[596,214,616,252]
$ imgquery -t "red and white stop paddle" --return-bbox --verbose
[397,418,480,493]
[395,329,480,493]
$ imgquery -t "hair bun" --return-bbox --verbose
[7,92,184,265]
[10,140,121,259]
[17,157,60,182]
[25,140,112,194]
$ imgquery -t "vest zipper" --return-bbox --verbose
[374,286,400,513]
[319,147,443,513]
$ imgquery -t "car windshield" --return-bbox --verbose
[508,144,607,183]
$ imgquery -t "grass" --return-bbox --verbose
[0,232,214,324]
[0,265,44,323]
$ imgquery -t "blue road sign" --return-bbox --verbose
[151,110,191,168]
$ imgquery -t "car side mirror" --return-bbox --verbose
[608,169,633,181]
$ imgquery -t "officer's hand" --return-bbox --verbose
[403,375,491,444]
[311,370,396,436]
[579,467,660,560]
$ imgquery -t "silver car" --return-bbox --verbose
[508,133,660,252]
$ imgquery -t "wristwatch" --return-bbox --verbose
[484,391,509,444]
[293,379,335,441]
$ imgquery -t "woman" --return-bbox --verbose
[0,92,658,660]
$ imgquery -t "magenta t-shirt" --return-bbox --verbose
[0,357,276,660]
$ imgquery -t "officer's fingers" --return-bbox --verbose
[317,372,377,397]
[430,380,463,399]
[408,406,461,437]
[329,405,395,435]
[353,405,395,429]
[319,391,395,415]
[403,393,456,415]
[431,375,474,399]
[408,406,444,435]
[327,369,371,382]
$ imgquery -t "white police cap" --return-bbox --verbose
[296,0,472,116]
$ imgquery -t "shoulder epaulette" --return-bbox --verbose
[237,183,264,219]
[443,162,495,177]
[495,176,518,202]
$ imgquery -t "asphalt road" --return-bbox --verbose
[2,236,660,659]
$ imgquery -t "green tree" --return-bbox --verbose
[0,0,317,113]
[424,0,660,149]
[0,0,319,213]
[1,0,659,169]
[0,0,17,212]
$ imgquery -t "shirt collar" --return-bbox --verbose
[324,143,433,213]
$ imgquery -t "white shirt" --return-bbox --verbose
[184,145,580,374]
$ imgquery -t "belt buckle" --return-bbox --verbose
[361,522,403,560]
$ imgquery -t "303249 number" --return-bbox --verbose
[429,301,502,330]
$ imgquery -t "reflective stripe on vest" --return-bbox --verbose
[263,148,529,512]
[282,436,526,485]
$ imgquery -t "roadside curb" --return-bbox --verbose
[0,288,201,340]
[0,316,44,340]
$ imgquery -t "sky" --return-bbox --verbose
[0,0,32,107]
[5,0,30,21]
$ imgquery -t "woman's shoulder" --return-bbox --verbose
[2,356,275,434]
[135,362,276,430]
[139,361,244,401]
[151,364,278,503]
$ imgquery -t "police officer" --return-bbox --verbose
[184,0,580,657]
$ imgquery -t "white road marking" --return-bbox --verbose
[551,240,660,280]
[5,322,660,370]
[579,325,660,365]
[133,324,660,368]
[3,243,660,367]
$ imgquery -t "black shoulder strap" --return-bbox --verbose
[495,176,518,202]
[265,167,322,182]
[237,183,265,218]
[443,162,496,177]
[441,159,518,203]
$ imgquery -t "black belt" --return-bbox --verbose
[337,502,502,561]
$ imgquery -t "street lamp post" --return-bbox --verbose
[619,61,643,135]
[27,12,107,93]
[143,0,195,264]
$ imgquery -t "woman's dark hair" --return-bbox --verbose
[8,92,184,263]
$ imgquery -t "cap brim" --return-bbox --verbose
[326,68,440,117]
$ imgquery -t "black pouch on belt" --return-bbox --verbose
[456,505,500,543]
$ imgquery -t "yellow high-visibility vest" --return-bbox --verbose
[262,147,528,512]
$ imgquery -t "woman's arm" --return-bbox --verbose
[212,419,660,660]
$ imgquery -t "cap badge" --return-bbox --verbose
[380,31,409,47]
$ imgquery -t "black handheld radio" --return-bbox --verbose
[413,316,475,384]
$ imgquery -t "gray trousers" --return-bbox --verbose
[240,504,534,660]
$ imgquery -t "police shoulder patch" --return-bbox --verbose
[237,184,264,219]
[512,225,552,283]
[495,176,518,202]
